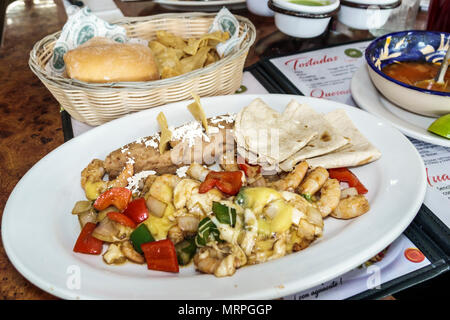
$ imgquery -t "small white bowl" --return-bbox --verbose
[338,0,401,30]
[247,0,274,17]
[268,0,340,38]
[273,0,340,13]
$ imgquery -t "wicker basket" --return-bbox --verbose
[29,12,256,126]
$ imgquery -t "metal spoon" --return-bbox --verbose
[415,47,450,91]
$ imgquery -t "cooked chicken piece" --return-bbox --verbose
[104,117,235,178]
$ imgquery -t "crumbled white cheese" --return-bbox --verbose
[126,170,157,193]
[169,121,210,147]
[176,165,190,178]
[135,137,146,145]
[126,157,135,165]
[144,133,160,149]
[210,113,236,124]
[121,147,129,154]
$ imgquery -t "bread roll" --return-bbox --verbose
[63,37,160,83]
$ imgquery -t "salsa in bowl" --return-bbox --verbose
[365,30,450,117]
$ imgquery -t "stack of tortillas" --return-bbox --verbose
[234,98,381,172]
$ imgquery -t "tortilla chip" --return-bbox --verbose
[205,51,220,66]
[155,47,182,78]
[187,93,209,134]
[157,112,172,155]
[147,31,225,79]
[180,46,211,74]
[206,31,230,47]
[149,40,167,56]
[183,31,229,56]
[156,30,187,50]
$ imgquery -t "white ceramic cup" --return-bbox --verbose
[246,0,275,16]
[269,0,340,38]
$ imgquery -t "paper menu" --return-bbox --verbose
[269,41,372,107]
[410,138,450,227]
[283,235,430,300]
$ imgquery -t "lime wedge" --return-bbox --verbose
[428,114,450,139]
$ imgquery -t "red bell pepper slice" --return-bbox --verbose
[199,171,243,196]
[73,222,103,255]
[198,176,219,193]
[107,212,137,229]
[328,167,368,194]
[122,198,149,224]
[141,239,179,273]
[93,187,132,211]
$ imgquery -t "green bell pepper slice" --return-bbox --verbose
[130,223,155,254]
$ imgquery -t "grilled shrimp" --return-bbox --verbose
[316,179,341,218]
[284,192,323,240]
[297,206,323,240]
[167,215,200,244]
[81,159,105,189]
[167,225,184,245]
[81,159,134,200]
[120,241,145,264]
[271,161,308,191]
[331,195,370,219]
[297,166,329,196]
[194,244,245,277]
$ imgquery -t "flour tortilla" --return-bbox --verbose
[234,98,317,163]
[279,100,349,171]
[305,109,382,169]
[236,146,280,173]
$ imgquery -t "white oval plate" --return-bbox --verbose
[2,94,426,300]
[153,0,246,11]
[351,64,450,148]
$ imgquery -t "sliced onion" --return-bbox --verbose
[146,196,167,218]
[120,241,145,264]
[97,206,118,222]
[306,206,323,227]
[78,210,97,229]
[92,218,119,242]
[72,201,92,215]
[177,215,200,233]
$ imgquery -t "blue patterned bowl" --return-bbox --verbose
[365,30,450,117]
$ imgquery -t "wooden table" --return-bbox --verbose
[0,0,429,300]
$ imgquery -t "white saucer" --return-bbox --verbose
[351,64,450,148]
[153,0,246,11]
